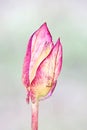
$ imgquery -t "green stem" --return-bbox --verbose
[31,100,39,130]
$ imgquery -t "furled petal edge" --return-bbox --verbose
[22,36,32,87]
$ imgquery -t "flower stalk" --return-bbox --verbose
[31,100,39,130]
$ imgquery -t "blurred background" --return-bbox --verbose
[0,0,87,130]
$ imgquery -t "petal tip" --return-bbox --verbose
[56,38,63,51]
[39,22,52,41]
[40,22,49,32]
[41,22,47,27]
[56,38,60,45]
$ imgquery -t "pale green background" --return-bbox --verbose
[0,0,87,130]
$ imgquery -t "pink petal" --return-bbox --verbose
[30,40,61,101]
[22,23,53,87]
[40,39,63,100]
[54,39,63,81]
[29,23,53,83]
[22,36,32,87]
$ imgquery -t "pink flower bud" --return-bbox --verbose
[22,23,63,103]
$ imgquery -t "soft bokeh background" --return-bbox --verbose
[0,0,87,130]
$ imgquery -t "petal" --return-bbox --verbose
[40,39,63,100]
[54,38,63,81]
[22,36,32,87]
[29,23,53,83]
[30,41,60,102]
